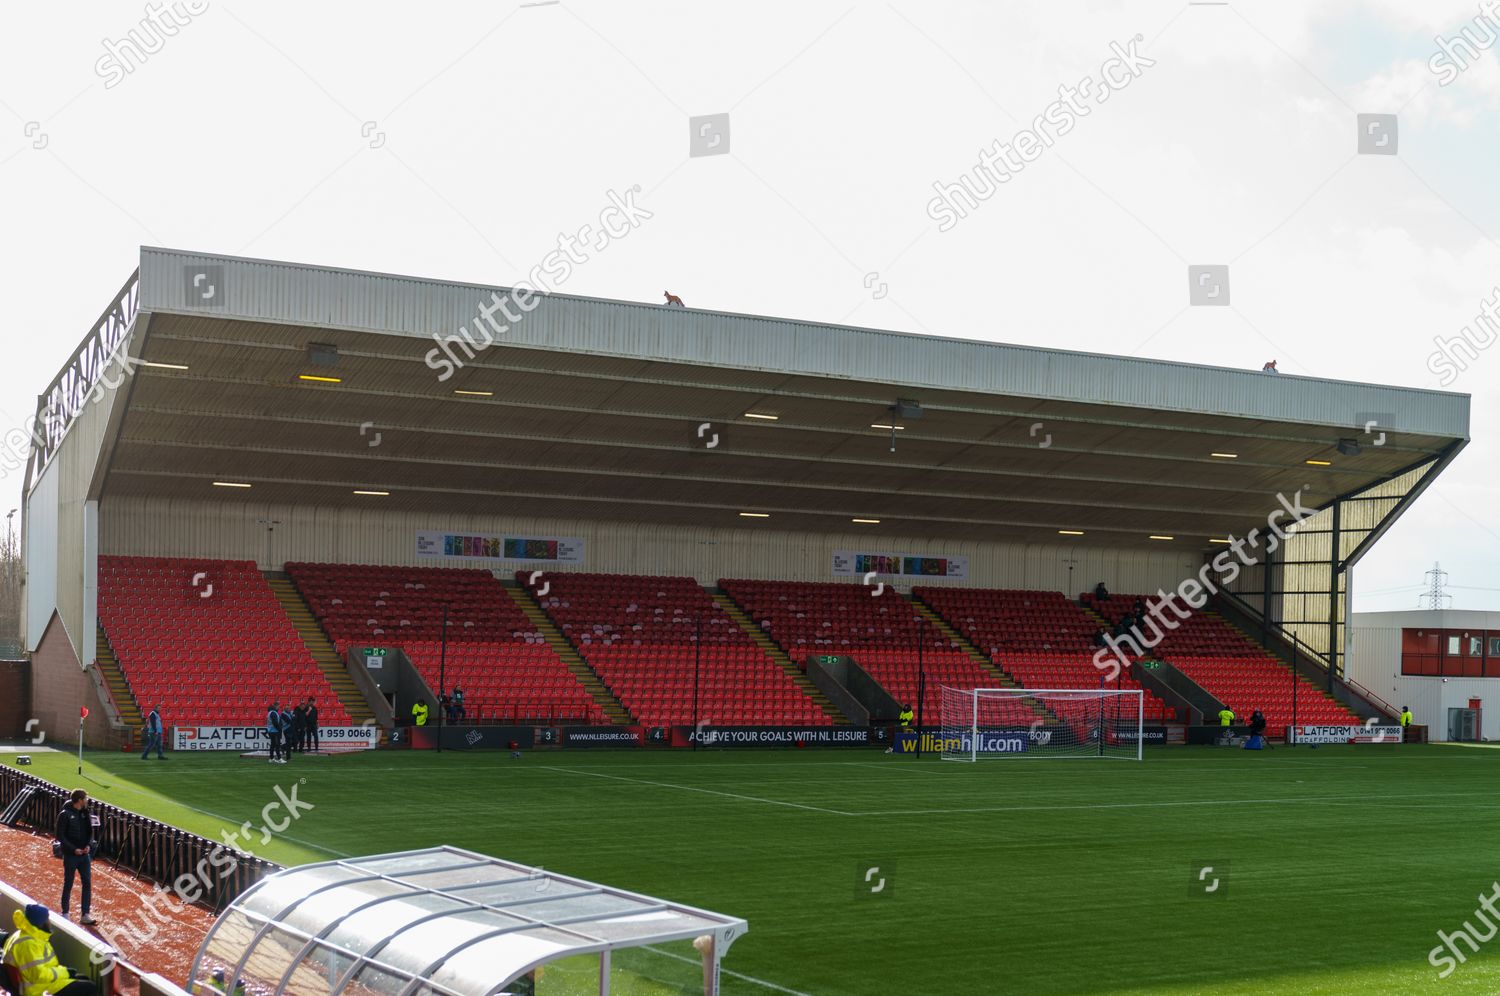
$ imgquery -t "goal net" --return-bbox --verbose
[938,686,1144,761]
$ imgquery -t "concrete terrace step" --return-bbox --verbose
[505,584,633,725]
[710,591,849,725]
[265,572,372,726]
[908,596,1067,724]
[95,626,143,729]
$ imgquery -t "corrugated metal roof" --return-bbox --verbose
[139,247,1470,440]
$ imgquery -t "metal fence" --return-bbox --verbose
[0,765,278,913]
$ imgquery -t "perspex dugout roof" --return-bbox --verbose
[188,846,748,995]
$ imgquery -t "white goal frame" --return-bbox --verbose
[939,686,1145,762]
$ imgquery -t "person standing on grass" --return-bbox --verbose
[55,790,98,926]
[280,703,296,762]
[140,705,166,760]
[266,701,283,764]
[290,702,306,754]
[412,699,429,727]
[1218,706,1235,728]
[1400,705,1413,728]
[305,698,320,753]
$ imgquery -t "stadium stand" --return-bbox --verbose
[1082,591,1359,735]
[719,579,997,707]
[286,563,606,724]
[1085,590,1258,656]
[915,586,1174,722]
[98,556,351,727]
[518,572,831,727]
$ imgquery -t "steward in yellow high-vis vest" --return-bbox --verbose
[2,905,92,996]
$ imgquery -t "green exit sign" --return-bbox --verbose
[814,655,842,665]
[362,648,387,657]
[1141,660,1162,670]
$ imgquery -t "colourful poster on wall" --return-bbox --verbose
[831,549,968,579]
[416,531,584,563]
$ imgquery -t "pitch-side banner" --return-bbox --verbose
[1293,724,1403,745]
[671,726,874,747]
[831,550,968,580]
[172,726,379,751]
[415,531,585,563]
[895,729,1031,754]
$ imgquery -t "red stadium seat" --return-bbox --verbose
[98,556,352,727]
[287,562,606,725]
[518,572,832,727]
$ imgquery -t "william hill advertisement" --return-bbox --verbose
[894,729,1031,754]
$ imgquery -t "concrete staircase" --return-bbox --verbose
[909,596,1056,721]
[506,586,633,725]
[711,591,849,724]
[910,598,1029,688]
[1216,614,1356,713]
[95,626,143,731]
[265,571,373,727]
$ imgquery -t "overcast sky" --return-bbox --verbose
[0,0,1495,611]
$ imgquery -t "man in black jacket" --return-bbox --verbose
[305,698,320,753]
[55,789,98,925]
[290,703,306,753]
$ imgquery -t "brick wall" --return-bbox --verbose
[30,615,124,750]
[0,659,28,738]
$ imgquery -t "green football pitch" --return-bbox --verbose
[21,745,1500,995]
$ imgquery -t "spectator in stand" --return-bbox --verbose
[55,790,97,926]
[305,698,320,752]
[140,705,166,761]
[1092,627,1108,649]
[266,701,284,764]
[1133,598,1146,616]
[452,687,466,721]
[1093,581,1110,601]
[2,904,98,996]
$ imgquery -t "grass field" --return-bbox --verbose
[19,744,1500,994]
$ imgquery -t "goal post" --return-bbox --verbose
[937,687,1144,761]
